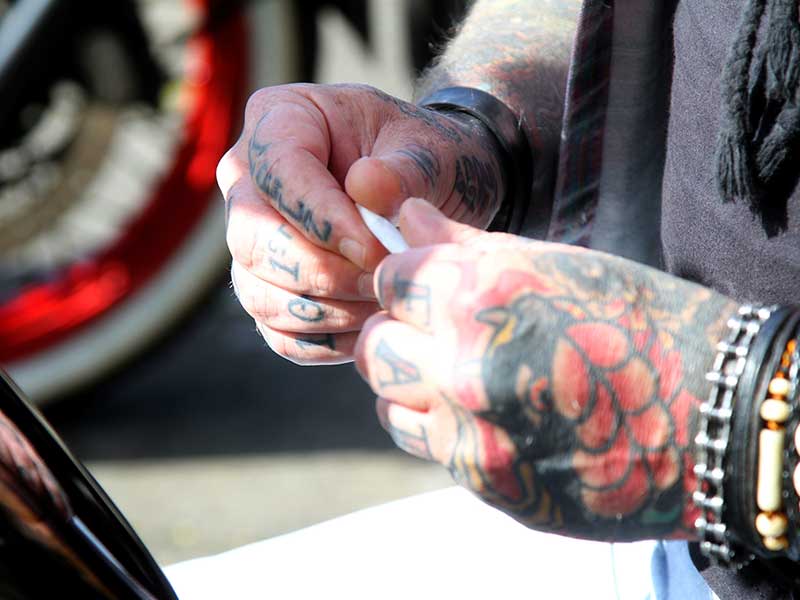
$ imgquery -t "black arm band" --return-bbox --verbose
[417,86,533,234]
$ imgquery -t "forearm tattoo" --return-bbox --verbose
[416,0,581,219]
[442,251,732,540]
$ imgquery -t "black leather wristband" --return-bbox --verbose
[417,86,533,234]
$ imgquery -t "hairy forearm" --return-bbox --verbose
[415,0,580,163]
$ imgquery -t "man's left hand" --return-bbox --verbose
[355,198,735,541]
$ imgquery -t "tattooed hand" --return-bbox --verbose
[217,83,505,363]
[355,199,737,541]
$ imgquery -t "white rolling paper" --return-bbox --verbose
[356,205,409,254]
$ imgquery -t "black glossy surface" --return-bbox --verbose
[0,371,177,600]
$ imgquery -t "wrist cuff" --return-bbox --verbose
[417,86,533,234]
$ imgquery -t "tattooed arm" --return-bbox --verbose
[417,0,581,212]
[356,199,737,541]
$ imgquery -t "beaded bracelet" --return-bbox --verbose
[695,304,774,566]
[754,338,796,552]
[785,337,800,560]
[724,307,795,559]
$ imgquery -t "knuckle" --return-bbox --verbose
[259,325,293,361]
[244,87,274,121]
[310,261,336,297]
[328,306,360,331]
[216,149,244,195]
[352,335,369,379]
[245,84,313,123]
[226,222,259,272]
[242,287,277,325]
[227,217,274,277]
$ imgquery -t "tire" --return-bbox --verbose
[0,0,303,403]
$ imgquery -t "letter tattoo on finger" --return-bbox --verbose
[288,296,325,322]
[296,333,336,350]
[375,340,421,388]
[267,224,300,281]
[248,137,332,242]
[392,273,432,327]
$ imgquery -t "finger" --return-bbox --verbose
[373,244,471,334]
[257,324,358,365]
[354,312,449,411]
[375,397,436,461]
[345,141,448,220]
[231,262,378,333]
[247,104,387,271]
[226,179,376,300]
[398,198,484,247]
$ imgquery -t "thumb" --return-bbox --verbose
[398,198,483,248]
[345,143,442,220]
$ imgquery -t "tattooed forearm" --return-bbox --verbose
[447,249,735,540]
[416,0,580,217]
[249,136,332,242]
[288,296,325,323]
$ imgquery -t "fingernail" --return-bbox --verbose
[358,272,377,299]
[340,238,366,269]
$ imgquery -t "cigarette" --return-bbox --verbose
[356,205,409,253]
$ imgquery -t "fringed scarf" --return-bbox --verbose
[716,0,800,208]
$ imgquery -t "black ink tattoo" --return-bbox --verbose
[248,136,332,242]
[375,340,421,388]
[371,88,464,144]
[269,259,300,281]
[296,334,336,350]
[385,421,433,460]
[392,273,432,327]
[267,224,300,281]
[453,154,499,214]
[396,144,441,188]
[288,296,325,322]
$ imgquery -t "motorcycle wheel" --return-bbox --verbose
[0,0,302,403]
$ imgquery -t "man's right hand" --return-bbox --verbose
[216,83,505,365]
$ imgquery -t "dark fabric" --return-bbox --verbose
[544,0,676,268]
[662,0,800,307]
[663,0,800,598]
[715,0,800,207]
[546,0,615,247]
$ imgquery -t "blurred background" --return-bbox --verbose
[0,0,469,565]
